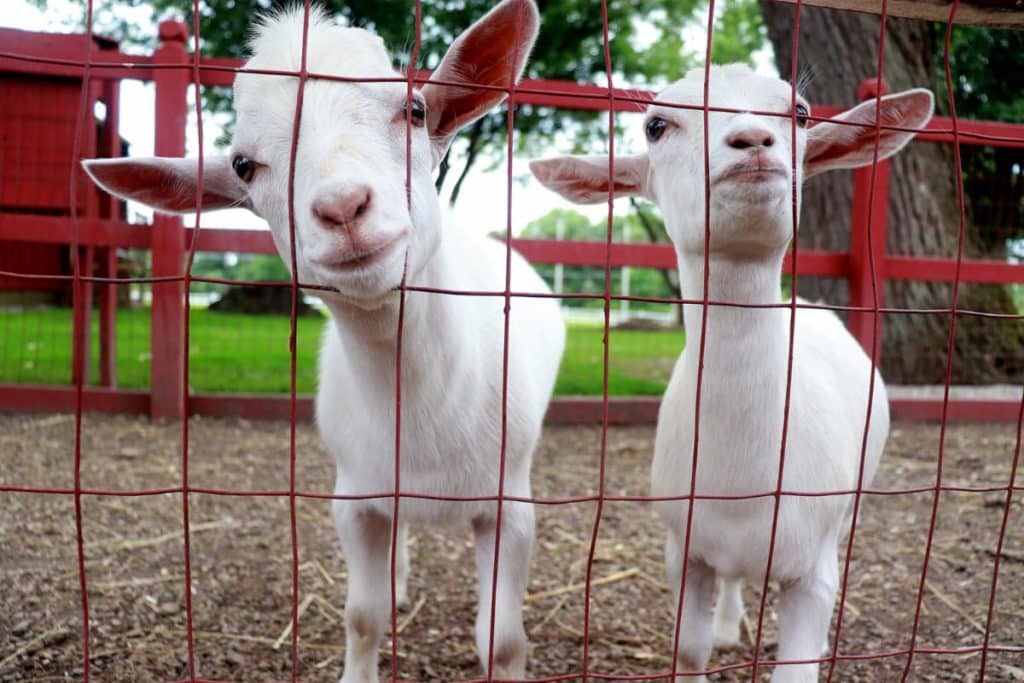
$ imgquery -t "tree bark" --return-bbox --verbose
[757,2,1022,383]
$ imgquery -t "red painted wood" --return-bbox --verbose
[188,394,316,421]
[186,227,278,254]
[149,22,189,421]
[0,215,151,249]
[545,397,662,425]
[889,398,1024,422]
[847,160,890,356]
[1,385,1018,425]
[0,241,65,290]
[885,255,1024,284]
[75,246,95,386]
[510,238,678,269]
[845,82,893,358]
[510,239,850,277]
[0,26,152,81]
[99,248,117,387]
[0,384,149,414]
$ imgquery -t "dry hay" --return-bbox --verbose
[1,414,1021,681]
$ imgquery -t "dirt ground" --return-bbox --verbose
[1,413,1021,682]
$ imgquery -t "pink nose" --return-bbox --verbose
[313,186,372,230]
[727,128,775,150]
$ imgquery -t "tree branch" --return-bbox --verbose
[448,119,485,207]
[630,197,683,326]
[434,146,452,193]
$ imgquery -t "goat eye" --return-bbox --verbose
[403,98,426,127]
[795,104,809,128]
[232,156,255,182]
[646,117,668,142]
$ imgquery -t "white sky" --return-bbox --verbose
[4,0,775,236]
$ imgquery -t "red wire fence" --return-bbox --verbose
[1,1,1023,682]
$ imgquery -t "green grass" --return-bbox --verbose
[0,307,324,393]
[556,322,683,396]
[0,308,683,396]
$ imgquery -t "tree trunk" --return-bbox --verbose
[757,2,1022,383]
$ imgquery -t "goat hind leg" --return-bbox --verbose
[712,576,745,649]
[666,532,715,682]
[472,501,533,680]
[771,547,839,683]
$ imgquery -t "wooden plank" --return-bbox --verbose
[885,255,1024,284]
[0,215,151,249]
[1,387,1019,424]
[0,385,149,414]
[890,397,1024,422]
[545,397,662,425]
[768,0,1024,28]
[188,393,315,421]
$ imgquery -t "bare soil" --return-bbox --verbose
[1,414,1021,682]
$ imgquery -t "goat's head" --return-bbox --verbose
[531,64,933,259]
[84,0,539,305]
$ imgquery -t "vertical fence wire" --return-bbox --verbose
[824,0,893,675]
[390,1,423,679]
[902,0,971,677]
[577,0,617,680]
[668,0,718,678]
[177,1,210,677]
[68,2,97,680]
[748,0,810,675]
[285,4,315,681]
[486,1,531,679]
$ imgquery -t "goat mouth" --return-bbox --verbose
[313,234,405,272]
[715,163,789,185]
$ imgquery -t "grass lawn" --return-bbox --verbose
[0,307,683,396]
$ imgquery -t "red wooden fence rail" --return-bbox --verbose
[1,21,1022,422]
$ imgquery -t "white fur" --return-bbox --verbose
[85,3,562,681]
[645,68,890,683]
[238,9,564,682]
[530,63,936,682]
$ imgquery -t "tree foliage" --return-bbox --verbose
[36,0,769,202]
[939,26,1024,259]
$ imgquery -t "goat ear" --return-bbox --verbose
[81,156,252,214]
[805,88,934,179]
[530,154,651,204]
[422,0,539,164]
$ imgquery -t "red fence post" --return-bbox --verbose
[150,20,189,420]
[847,78,891,360]
[99,247,117,387]
[98,77,120,387]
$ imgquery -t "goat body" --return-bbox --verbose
[532,63,931,682]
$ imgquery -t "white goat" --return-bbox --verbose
[83,2,564,680]
[531,64,932,682]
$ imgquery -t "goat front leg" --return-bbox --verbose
[666,532,715,682]
[472,500,534,680]
[395,520,410,607]
[712,576,745,649]
[771,546,839,683]
[333,502,393,683]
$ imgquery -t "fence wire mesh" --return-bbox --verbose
[0,0,1023,682]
